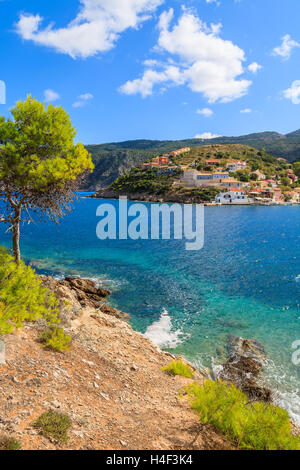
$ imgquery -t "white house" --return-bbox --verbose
[215,190,253,205]
[181,170,230,188]
[181,169,199,187]
[220,178,244,189]
[252,170,266,181]
[226,161,247,173]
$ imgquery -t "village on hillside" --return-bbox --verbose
[138,145,300,205]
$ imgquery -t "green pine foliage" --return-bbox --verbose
[34,411,71,444]
[162,360,194,378]
[0,247,59,335]
[40,327,71,352]
[186,380,300,450]
[0,97,94,192]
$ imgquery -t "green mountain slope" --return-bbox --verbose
[84,130,300,189]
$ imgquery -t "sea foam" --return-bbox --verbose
[144,308,183,349]
[275,390,300,426]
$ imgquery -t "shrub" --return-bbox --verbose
[0,247,59,335]
[0,436,22,450]
[185,380,300,450]
[34,411,71,444]
[162,360,194,378]
[40,327,71,352]
[189,188,220,201]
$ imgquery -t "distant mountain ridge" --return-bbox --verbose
[84,129,300,189]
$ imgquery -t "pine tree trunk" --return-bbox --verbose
[12,206,21,264]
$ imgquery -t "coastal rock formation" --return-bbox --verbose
[226,335,266,361]
[40,276,129,321]
[218,335,272,403]
[65,277,111,300]
[99,304,130,321]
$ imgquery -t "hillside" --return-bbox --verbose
[84,130,300,189]
[92,144,299,204]
[84,145,157,190]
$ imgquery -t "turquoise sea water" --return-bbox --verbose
[0,194,299,422]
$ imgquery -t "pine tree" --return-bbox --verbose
[0,96,94,262]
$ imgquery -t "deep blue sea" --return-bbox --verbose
[0,194,299,423]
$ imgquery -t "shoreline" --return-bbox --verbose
[87,189,300,206]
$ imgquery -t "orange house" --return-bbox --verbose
[273,188,284,202]
[205,159,222,166]
[142,155,170,169]
[159,156,169,165]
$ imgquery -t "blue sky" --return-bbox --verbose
[1,0,300,144]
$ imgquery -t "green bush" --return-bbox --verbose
[186,380,300,450]
[40,327,71,352]
[110,168,173,194]
[188,188,220,201]
[0,247,59,335]
[162,360,194,378]
[0,436,22,450]
[34,410,71,444]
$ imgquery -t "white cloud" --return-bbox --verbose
[272,35,300,60]
[120,9,252,103]
[0,80,6,105]
[248,62,262,74]
[197,108,213,117]
[79,93,93,100]
[194,132,221,139]
[240,108,252,113]
[283,80,300,104]
[120,65,184,97]
[15,0,164,59]
[73,92,94,107]
[143,59,160,67]
[44,89,60,102]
